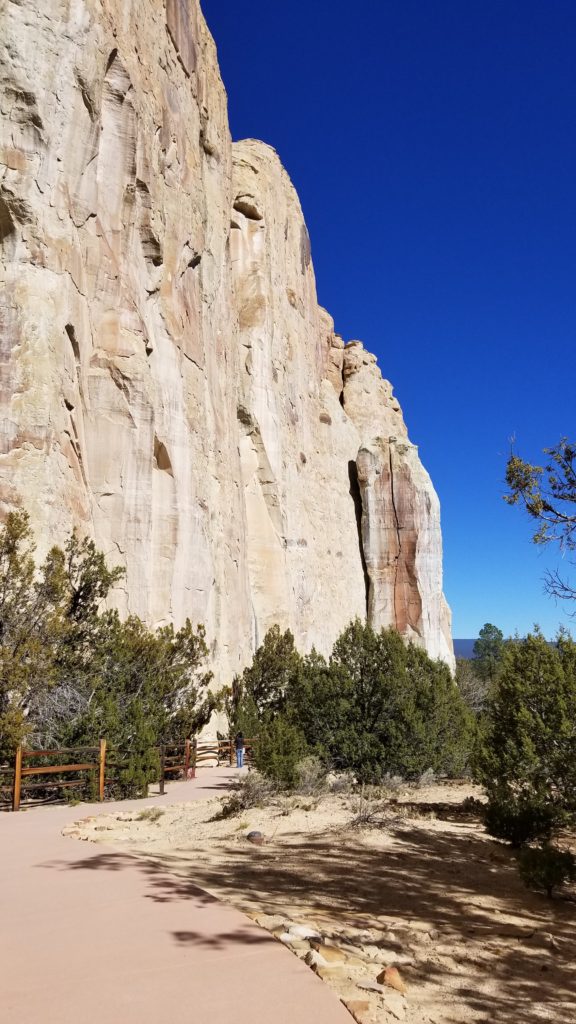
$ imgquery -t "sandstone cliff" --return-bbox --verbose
[0,0,454,674]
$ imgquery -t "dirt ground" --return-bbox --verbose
[64,780,576,1024]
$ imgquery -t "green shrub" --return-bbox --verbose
[253,715,308,787]
[236,626,301,717]
[231,621,474,788]
[484,797,560,847]
[0,513,213,797]
[287,622,473,784]
[518,845,576,898]
[474,630,576,845]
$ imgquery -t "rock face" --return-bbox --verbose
[0,0,454,675]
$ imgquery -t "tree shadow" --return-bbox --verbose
[41,849,273,951]
[47,817,576,1022]
[171,928,271,949]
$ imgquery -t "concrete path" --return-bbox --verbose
[0,768,352,1023]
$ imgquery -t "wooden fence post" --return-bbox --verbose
[191,739,197,779]
[98,739,107,802]
[159,744,165,795]
[12,745,23,812]
[184,739,191,779]
[229,736,234,767]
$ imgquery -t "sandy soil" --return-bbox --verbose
[64,780,576,1024]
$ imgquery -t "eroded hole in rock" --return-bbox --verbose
[103,49,133,112]
[64,398,74,412]
[233,196,263,221]
[200,129,216,157]
[187,253,201,270]
[154,436,173,474]
[136,179,151,205]
[0,196,15,244]
[65,323,80,364]
[237,404,253,428]
[141,225,162,267]
[105,48,119,74]
[100,51,137,233]
[319,412,332,425]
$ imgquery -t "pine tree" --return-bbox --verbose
[473,623,504,682]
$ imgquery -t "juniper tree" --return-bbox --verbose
[474,629,576,844]
[233,624,301,718]
[286,621,473,783]
[0,513,213,796]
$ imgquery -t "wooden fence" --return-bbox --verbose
[2,736,255,811]
[195,737,254,768]
[158,740,194,794]
[5,741,106,812]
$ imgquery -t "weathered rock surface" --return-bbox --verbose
[0,0,455,676]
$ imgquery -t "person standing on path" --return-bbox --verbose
[235,731,244,768]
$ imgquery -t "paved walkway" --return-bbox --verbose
[0,768,351,1023]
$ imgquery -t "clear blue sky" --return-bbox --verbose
[202,0,576,640]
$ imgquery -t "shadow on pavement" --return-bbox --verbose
[45,815,576,1022]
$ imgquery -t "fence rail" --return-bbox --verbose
[158,739,195,795]
[9,741,106,812]
[3,736,255,811]
[195,737,254,768]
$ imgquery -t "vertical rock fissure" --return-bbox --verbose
[348,460,370,616]
[388,444,402,624]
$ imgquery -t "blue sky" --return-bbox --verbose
[202,0,576,639]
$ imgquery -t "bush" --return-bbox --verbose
[253,715,308,788]
[0,513,213,796]
[474,630,576,845]
[136,807,165,823]
[217,772,278,818]
[229,621,474,788]
[484,797,561,847]
[294,755,328,796]
[235,626,301,718]
[287,622,473,784]
[417,768,437,788]
[347,785,389,829]
[518,845,576,898]
[62,616,212,798]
